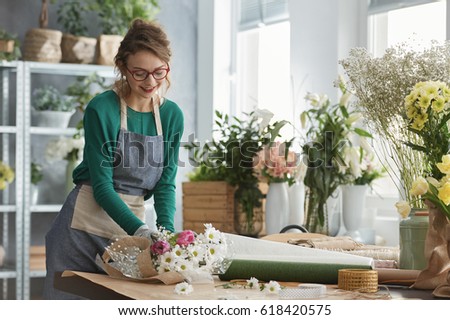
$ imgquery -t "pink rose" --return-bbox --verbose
[176,230,196,246]
[150,240,170,255]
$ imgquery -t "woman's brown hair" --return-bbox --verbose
[113,19,172,99]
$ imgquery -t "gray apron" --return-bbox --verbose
[43,95,164,299]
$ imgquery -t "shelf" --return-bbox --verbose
[29,270,46,278]
[30,127,78,135]
[0,126,17,134]
[30,204,62,213]
[0,268,17,279]
[25,61,115,78]
[0,205,17,212]
[0,60,19,69]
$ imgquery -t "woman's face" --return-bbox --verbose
[124,51,168,100]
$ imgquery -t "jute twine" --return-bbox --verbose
[338,269,379,293]
[23,28,62,63]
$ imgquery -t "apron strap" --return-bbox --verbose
[153,97,163,136]
[115,89,163,136]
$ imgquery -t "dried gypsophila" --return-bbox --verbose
[339,40,450,204]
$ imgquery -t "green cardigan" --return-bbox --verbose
[73,90,184,234]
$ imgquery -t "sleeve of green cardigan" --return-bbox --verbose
[145,106,184,232]
[83,100,145,235]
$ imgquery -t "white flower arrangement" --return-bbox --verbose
[45,135,84,162]
[150,224,230,282]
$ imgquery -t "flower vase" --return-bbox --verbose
[31,184,39,205]
[399,209,429,270]
[233,183,264,237]
[65,159,80,196]
[288,180,305,226]
[304,190,329,235]
[342,185,368,241]
[265,182,289,235]
[326,188,341,236]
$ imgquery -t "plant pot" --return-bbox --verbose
[31,110,75,128]
[23,28,62,63]
[0,39,14,53]
[96,34,123,66]
[61,33,97,64]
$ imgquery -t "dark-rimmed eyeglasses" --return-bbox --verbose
[125,65,170,81]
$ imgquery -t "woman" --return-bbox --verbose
[43,19,184,299]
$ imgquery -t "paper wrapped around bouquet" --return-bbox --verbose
[219,234,374,284]
[97,236,184,285]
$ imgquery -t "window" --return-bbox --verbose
[369,0,446,57]
[236,22,291,124]
[233,0,292,138]
[367,0,446,197]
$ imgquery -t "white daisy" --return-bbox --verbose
[263,281,281,294]
[174,282,193,295]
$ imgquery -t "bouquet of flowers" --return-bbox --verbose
[0,161,14,190]
[100,224,230,284]
[340,146,385,186]
[253,141,298,186]
[340,41,450,206]
[45,134,84,162]
[396,80,450,220]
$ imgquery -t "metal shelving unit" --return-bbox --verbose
[22,61,115,299]
[0,60,24,300]
[1,60,115,299]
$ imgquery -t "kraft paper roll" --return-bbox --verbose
[219,259,372,284]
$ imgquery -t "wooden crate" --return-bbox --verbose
[182,181,236,233]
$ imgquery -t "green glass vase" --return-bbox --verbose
[399,208,429,270]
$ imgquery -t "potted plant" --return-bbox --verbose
[57,1,97,64]
[32,85,76,128]
[184,110,288,237]
[23,0,63,63]
[31,162,43,205]
[87,0,160,65]
[0,28,21,61]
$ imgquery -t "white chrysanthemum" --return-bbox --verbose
[263,281,281,294]
[174,282,193,295]
[246,277,259,289]
[203,226,222,244]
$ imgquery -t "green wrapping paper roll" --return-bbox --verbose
[219,259,372,284]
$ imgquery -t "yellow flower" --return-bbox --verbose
[436,154,450,174]
[418,95,431,110]
[438,181,450,205]
[406,105,418,119]
[395,201,411,219]
[431,96,446,113]
[423,83,439,98]
[410,177,428,196]
[0,161,15,190]
[426,176,441,188]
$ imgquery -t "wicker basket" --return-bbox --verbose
[23,28,62,63]
[338,269,378,293]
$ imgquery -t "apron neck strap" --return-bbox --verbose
[116,90,163,136]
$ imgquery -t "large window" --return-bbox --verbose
[236,21,291,124]
[369,0,446,57]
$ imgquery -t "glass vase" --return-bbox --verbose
[233,183,264,237]
[304,189,329,235]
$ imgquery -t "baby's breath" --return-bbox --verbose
[340,41,450,204]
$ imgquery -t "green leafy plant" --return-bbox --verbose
[57,1,89,36]
[32,85,75,112]
[185,110,289,235]
[87,0,160,35]
[31,162,43,185]
[0,28,21,61]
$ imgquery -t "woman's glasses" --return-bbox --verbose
[126,65,170,81]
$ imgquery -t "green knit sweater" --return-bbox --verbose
[73,90,184,234]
